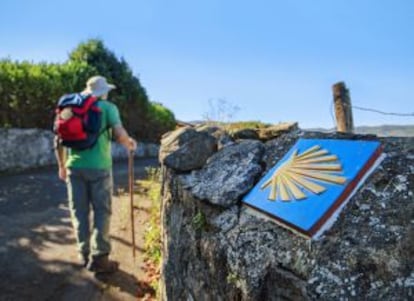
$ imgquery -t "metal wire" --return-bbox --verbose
[329,100,336,128]
[351,105,414,117]
[328,100,412,131]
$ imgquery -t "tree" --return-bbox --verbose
[69,39,150,139]
[146,102,176,140]
[0,39,176,141]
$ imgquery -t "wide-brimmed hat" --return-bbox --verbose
[82,76,116,97]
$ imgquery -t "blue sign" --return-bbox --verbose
[242,139,382,237]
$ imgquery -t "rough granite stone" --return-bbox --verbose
[258,122,299,141]
[195,124,235,150]
[159,127,217,172]
[0,128,55,172]
[179,140,264,207]
[160,129,414,301]
[230,128,259,140]
[0,128,159,172]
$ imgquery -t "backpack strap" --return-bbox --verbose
[99,124,112,141]
[95,98,113,141]
[57,93,96,108]
[71,95,98,115]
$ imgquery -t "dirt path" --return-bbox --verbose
[0,159,158,301]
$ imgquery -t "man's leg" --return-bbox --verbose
[87,169,117,273]
[89,169,112,256]
[66,169,90,265]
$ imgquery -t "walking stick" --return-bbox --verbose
[128,150,136,259]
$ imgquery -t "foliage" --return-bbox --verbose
[146,102,176,140]
[192,210,207,231]
[145,166,161,182]
[69,39,154,140]
[0,59,96,128]
[226,120,272,131]
[226,272,241,285]
[200,98,273,133]
[142,167,162,265]
[140,167,162,295]
[0,39,176,141]
[202,98,240,125]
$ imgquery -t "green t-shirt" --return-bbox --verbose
[66,99,121,170]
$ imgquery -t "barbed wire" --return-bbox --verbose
[350,105,414,117]
[328,101,412,132]
[330,100,336,128]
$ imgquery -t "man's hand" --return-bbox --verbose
[113,125,137,152]
[54,136,67,181]
[128,137,137,152]
[58,166,67,181]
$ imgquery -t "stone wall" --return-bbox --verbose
[0,128,159,173]
[159,125,414,300]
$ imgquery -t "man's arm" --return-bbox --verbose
[112,125,137,151]
[54,136,67,181]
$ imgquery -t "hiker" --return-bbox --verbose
[54,75,137,273]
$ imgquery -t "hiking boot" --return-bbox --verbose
[80,253,89,268]
[87,255,119,274]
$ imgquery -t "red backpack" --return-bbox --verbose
[53,93,106,150]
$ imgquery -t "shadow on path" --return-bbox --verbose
[0,158,158,301]
[95,269,155,299]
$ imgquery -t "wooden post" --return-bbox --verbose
[332,82,354,133]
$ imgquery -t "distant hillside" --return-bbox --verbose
[355,125,414,137]
[307,125,414,137]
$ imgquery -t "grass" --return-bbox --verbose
[226,121,272,131]
[192,210,207,231]
[138,167,162,294]
[202,120,273,133]
[226,272,241,285]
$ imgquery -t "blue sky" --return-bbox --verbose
[1,0,413,128]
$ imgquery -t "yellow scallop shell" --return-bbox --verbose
[261,145,347,202]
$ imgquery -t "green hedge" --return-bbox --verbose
[146,102,176,139]
[0,60,96,129]
[0,39,176,142]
